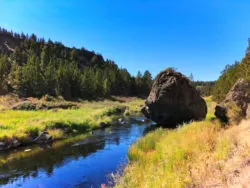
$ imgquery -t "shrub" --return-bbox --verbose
[225,102,243,124]
[12,102,37,111]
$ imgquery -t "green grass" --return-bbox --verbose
[0,98,144,142]
[204,96,216,120]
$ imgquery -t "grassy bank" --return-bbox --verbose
[116,98,250,188]
[0,97,144,146]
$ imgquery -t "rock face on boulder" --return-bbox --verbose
[142,69,207,126]
[215,78,250,123]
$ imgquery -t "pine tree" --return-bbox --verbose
[80,68,96,99]
[0,55,9,94]
[94,70,103,97]
[56,63,71,99]
[142,70,152,95]
[44,60,57,96]
[135,71,143,95]
[103,78,111,96]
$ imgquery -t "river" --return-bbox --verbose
[0,116,154,188]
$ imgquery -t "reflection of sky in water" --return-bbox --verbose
[0,117,151,188]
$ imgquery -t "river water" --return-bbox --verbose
[0,116,154,188]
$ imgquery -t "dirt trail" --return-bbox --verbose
[201,119,250,188]
[227,120,250,188]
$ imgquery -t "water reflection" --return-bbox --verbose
[0,116,153,188]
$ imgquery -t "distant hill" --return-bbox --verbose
[0,27,105,67]
[0,27,152,99]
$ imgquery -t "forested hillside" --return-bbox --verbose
[212,41,250,102]
[0,27,152,99]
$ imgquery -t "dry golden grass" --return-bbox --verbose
[116,120,230,188]
[197,119,250,187]
[116,97,250,188]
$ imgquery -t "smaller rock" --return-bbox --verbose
[99,122,110,129]
[141,118,151,123]
[24,149,32,152]
[0,139,20,150]
[0,142,6,150]
[118,118,127,125]
[141,106,150,119]
[12,139,20,147]
[34,131,52,143]
[215,105,228,122]
[0,142,5,147]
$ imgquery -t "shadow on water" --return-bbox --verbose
[0,116,153,188]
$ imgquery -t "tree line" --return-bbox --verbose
[0,27,153,99]
[188,74,215,96]
[192,81,215,96]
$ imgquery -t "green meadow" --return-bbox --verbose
[0,98,144,143]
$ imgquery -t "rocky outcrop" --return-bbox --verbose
[34,132,52,144]
[0,138,21,151]
[215,78,250,123]
[142,68,207,126]
[0,31,20,54]
[224,78,250,116]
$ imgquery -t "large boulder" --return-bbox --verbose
[142,68,207,126]
[215,78,250,123]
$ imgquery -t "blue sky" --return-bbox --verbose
[1,0,250,81]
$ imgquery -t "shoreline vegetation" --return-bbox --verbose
[0,95,144,151]
[115,97,250,188]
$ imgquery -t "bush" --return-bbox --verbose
[225,102,244,124]
[12,102,37,111]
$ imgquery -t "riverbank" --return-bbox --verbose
[116,97,250,188]
[0,115,151,187]
[0,95,144,151]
